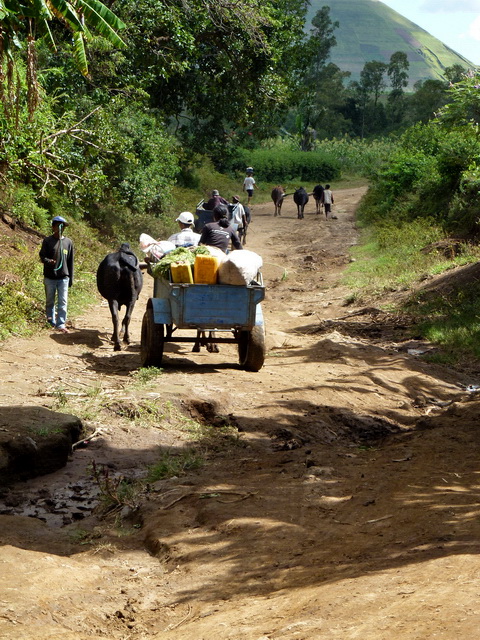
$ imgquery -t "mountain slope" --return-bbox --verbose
[306,0,474,87]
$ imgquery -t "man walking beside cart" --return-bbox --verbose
[229,195,248,244]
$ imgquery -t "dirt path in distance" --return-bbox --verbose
[1,187,480,639]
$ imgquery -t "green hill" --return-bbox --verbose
[306,0,474,88]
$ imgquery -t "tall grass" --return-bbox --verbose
[230,148,341,182]
[346,217,480,301]
[407,283,480,365]
[345,219,448,297]
[261,136,398,177]
[171,142,375,215]
[346,214,480,366]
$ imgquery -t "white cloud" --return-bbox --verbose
[421,0,480,11]
[468,15,480,40]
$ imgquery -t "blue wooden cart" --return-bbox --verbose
[140,272,266,371]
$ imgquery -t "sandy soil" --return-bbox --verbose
[1,188,480,639]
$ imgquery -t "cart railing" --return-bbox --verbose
[150,273,264,331]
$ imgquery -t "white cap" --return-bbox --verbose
[176,211,194,225]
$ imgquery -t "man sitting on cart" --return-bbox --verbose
[203,189,229,211]
[168,211,201,247]
[199,205,243,253]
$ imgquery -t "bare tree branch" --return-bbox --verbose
[41,106,102,151]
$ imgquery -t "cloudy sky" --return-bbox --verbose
[380,0,480,64]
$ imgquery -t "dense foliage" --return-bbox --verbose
[357,71,480,238]
[0,4,478,242]
[87,0,318,159]
[225,148,341,182]
[1,0,319,239]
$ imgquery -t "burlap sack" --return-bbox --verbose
[217,250,263,285]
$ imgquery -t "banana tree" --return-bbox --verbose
[0,0,126,116]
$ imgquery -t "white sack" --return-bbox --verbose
[217,249,262,285]
[139,233,157,251]
[203,245,228,263]
[139,234,175,262]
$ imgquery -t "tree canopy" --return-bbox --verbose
[0,0,474,240]
[1,0,322,232]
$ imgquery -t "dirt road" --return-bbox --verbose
[1,188,480,639]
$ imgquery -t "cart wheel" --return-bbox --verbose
[238,323,266,372]
[238,331,248,364]
[140,306,164,367]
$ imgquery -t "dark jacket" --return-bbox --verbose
[39,234,74,286]
[203,195,229,211]
[199,222,242,253]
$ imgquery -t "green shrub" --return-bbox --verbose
[84,101,179,218]
[0,259,44,339]
[375,152,437,200]
[228,148,341,182]
[85,202,173,243]
[230,136,397,180]
[436,132,480,187]
[446,167,480,236]
[12,185,50,231]
[314,137,397,177]
[361,118,480,235]
[399,123,443,156]
[176,166,201,189]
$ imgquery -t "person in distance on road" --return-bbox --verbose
[242,168,257,205]
[322,184,335,219]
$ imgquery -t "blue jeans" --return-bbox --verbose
[44,277,69,329]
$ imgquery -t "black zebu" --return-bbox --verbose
[293,187,309,219]
[97,243,143,351]
[271,186,285,217]
[312,184,324,215]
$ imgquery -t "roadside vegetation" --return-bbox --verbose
[344,71,480,367]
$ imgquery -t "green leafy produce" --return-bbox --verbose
[151,246,211,280]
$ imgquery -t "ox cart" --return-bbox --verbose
[140,270,266,371]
